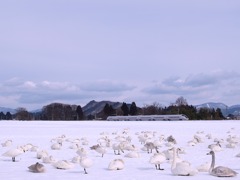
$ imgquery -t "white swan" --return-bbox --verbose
[76,147,88,157]
[95,145,107,157]
[124,151,140,158]
[208,141,222,152]
[53,160,74,170]
[197,161,211,172]
[30,145,39,152]
[90,144,107,157]
[123,144,138,151]
[207,150,237,177]
[23,143,34,151]
[69,143,80,149]
[171,147,198,176]
[1,139,13,147]
[42,155,56,164]
[79,156,93,174]
[112,143,125,155]
[108,159,125,170]
[149,152,166,170]
[36,150,48,159]
[80,137,89,146]
[28,162,45,173]
[2,146,25,162]
[51,142,62,150]
[225,142,236,149]
[72,156,81,163]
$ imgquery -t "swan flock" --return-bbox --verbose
[0,121,239,178]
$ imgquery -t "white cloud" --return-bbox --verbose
[22,81,36,89]
[80,80,135,92]
[0,70,240,110]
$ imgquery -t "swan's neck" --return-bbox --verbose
[209,152,215,172]
[171,148,177,170]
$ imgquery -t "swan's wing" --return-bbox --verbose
[175,162,192,175]
[175,162,198,176]
[212,166,237,177]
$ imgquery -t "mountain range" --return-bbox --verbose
[1,101,240,117]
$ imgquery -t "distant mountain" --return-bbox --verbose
[227,105,240,116]
[82,100,123,116]
[1,101,240,118]
[0,107,16,114]
[195,102,228,110]
[195,102,240,117]
[30,109,42,113]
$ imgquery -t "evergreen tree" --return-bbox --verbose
[129,102,137,115]
[103,103,115,118]
[6,112,12,120]
[103,103,111,116]
[121,102,129,116]
[76,105,84,120]
[0,112,5,120]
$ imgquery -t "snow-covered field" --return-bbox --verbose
[0,120,239,180]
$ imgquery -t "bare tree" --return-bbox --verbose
[15,107,31,120]
[175,96,188,106]
[142,102,163,115]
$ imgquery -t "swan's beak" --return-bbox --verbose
[206,152,210,155]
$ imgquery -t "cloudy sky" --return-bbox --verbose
[1,0,240,110]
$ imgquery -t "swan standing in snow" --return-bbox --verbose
[2,146,25,162]
[207,150,237,177]
[149,152,166,170]
[79,156,93,174]
[144,142,158,153]
[171,147,198,176]
[28,162,45,173]
[90,144,107,157]
[72,156,81,163]
[76,147,88,157]
[108,159,125,170]
[112,143,125,155]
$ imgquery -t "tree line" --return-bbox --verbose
[0,96,226,121]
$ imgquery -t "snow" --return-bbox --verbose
[0,120,239,180]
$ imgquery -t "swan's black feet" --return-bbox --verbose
[156,164,164,170]
[84,168,88,174]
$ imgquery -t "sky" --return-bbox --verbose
[0,120,239,179]
[1,0,240,110]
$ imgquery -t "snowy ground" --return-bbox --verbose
[0,120,239,180]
